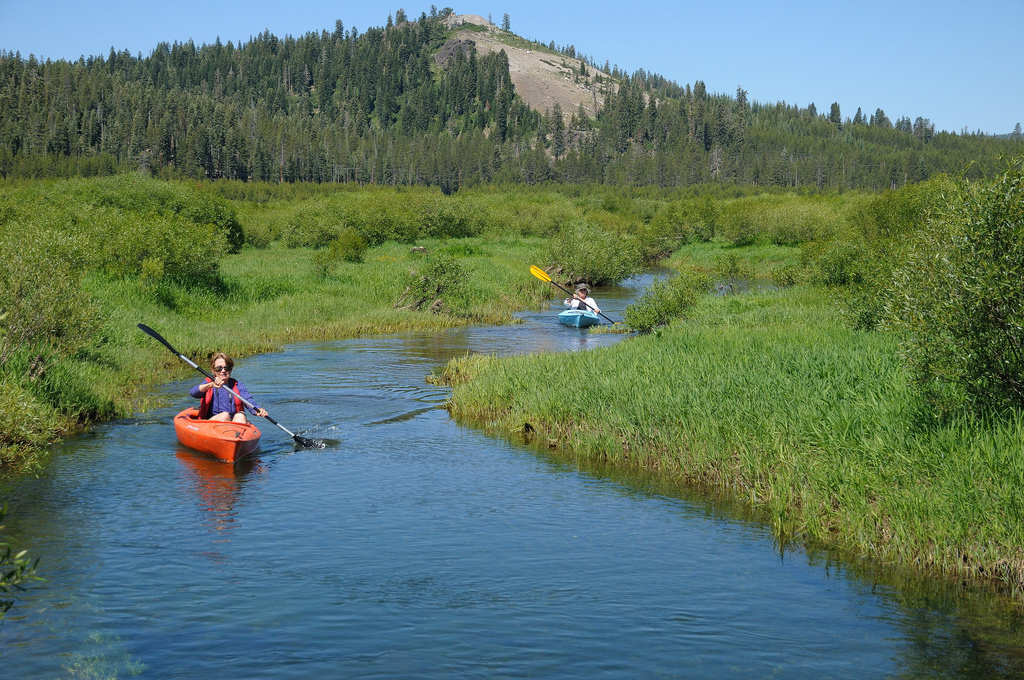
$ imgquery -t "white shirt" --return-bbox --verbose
[564,296,600,313]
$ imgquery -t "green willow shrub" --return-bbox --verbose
[282,203,338,249]
[886,156,1024,413]
[0,377,54,460]
[311,228,368,276]
[713,252,748,280]
[807,178,952,330]
[644,197,719,257]
[548,219,643,286]
[718,197,771,246]
[178,193,245,254]
[0,502,41,617]
[624,268,713,333]
[772,264,800,288]
[73,175,244,252]
[348,193,420,245]
[102,212,225,287]
[395,254,468,314]
[719,195,847,248]
[0,233,99,366]
[419,196,482,239]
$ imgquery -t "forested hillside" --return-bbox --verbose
[1,9,1021,190]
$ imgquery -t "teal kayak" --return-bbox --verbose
[558,310,602,327]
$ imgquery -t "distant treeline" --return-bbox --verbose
[1,11,1021,189]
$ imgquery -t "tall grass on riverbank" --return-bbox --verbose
[0,179,553,470]
[441,285,1024,589]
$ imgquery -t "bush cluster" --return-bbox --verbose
[623,268,713,333]
[884,157,1024,413]
[395,254,468,314]
[718,194,846,247]
[0,502,41,616]
[312,227,368,276]
[638,195,719,259]
[0,228,99,366]
[547,219,644,286]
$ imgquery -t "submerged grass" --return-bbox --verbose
[442,284,1024,590]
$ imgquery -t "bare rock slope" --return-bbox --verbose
[444,14,612,119]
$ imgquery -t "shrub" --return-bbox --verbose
[772,264,801,288]
[0,232,99,365]
[99,212,225,288]
[282,203,339,249]
[809,178,953,330]
[348,193,420,245]
[0,502,41,616]
[624,268,713,333]
[719,198,769,246]
[73,175,244,252]
[394,254,467,314]
[719,195,846,247]
[419,196,482,238]
[713,252,748,280]
[548,219,643,286]
[642,196,720,259]
[804,241,865,287]
[885,156,1024,413]
[311,227,368,276]
[0,376,54,456]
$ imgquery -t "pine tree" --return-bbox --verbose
[551,102,565,158]
[828,102,841,125]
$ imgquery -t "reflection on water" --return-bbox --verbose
[2,270,1024,678]
[176,448,264,542]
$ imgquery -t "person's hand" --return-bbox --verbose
[212,375,225,389]
[255,408,268,418]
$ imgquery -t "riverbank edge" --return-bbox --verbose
[437,286,1024,595]
[2,311,512,475]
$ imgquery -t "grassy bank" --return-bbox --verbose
[0,173,964,475]
[0,226,549,471]
[440,283,1024,589]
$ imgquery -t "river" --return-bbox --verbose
[2,274,1023,678]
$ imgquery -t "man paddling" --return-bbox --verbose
[564,284,600,314]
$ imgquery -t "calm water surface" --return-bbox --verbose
[2,276,1023,678]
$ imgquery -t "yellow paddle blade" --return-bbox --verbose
[529,265,552,282]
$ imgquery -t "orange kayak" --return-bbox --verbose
[173,408,261,463]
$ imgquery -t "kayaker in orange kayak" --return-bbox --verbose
[190,353,269,424]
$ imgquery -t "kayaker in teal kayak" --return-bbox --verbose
[190,353,269,424]
[564,284,600,313]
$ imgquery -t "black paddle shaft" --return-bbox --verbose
[137,324,317,447]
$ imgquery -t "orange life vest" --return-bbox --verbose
[198,377,243,419]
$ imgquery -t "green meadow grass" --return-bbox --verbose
[97,234,551,380]
[666,241,802,280]
[1,234,549,470]
[442,284,1024,589]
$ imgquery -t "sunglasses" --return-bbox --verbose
[212,365,231,373]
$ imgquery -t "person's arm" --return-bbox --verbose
[191,377,223,398]
[235,382,268,417]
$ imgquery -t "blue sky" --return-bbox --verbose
[1,1,1021,135]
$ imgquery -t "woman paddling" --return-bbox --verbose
[564,284,600,314]
[190,353,268,424]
